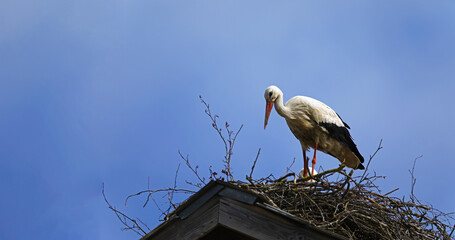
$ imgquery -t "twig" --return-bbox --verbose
[384,188,400,196]
[125,188,196,207]
[150,194,166,218]
[178,150,205,186]
[409,155,423,203]
[102,183,147,236]
[449,223,455,238]
[275,172,297,182]
[167,163,181,213]
[360,139,383,182]
[200,95,242,181]
[136,218,151,232]
[249,148,261,179]
[285,157,296,174]
[296,164,346,183]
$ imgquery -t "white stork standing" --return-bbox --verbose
[263,85,364,177]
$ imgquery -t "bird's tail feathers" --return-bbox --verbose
[356,163,365,170]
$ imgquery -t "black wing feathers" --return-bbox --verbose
[318,122,364,169]
[336,113,350,129]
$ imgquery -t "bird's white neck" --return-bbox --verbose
[274,91,292,119]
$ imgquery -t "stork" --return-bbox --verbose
[263,85,364,178]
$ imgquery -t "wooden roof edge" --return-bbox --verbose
[141,180,347,240]
[140,180,259,240]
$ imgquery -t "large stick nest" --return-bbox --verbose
[241,166,454,240]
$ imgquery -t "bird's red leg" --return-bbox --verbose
[303,150,309,178]
[311,143,318,176]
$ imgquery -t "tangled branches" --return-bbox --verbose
[246,173,453,239]
[243,149,454,240]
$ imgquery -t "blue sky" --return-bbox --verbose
[1,1,454,239]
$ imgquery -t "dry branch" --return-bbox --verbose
[102,183,148,236]
[199,95,243,181]
[249,148,261,179]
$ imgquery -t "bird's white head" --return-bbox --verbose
[264,85,282,129]
[264,85,281,102]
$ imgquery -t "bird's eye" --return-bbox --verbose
[269,91,273,97]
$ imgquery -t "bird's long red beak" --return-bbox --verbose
[264,100,273,129]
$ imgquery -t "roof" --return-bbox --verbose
[141,180,347,240]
